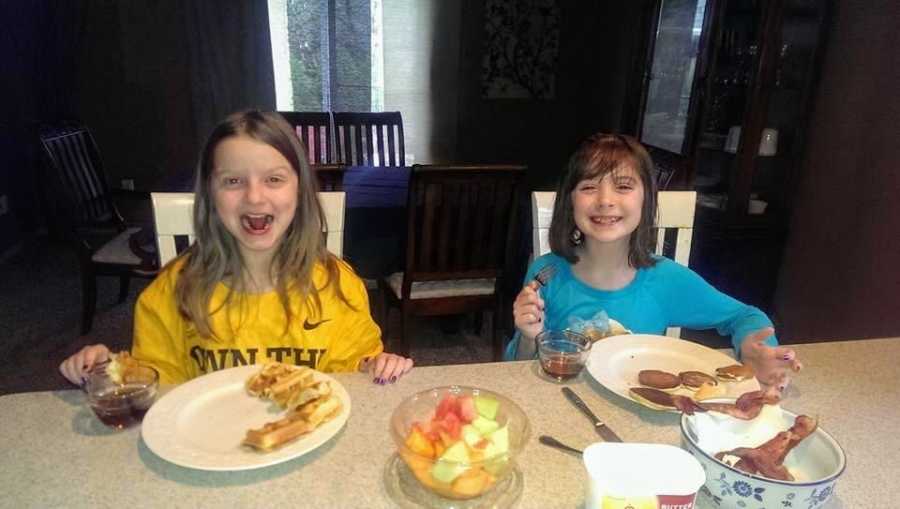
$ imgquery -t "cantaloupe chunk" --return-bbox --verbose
[405,427,435,459]
[451,467,491,498]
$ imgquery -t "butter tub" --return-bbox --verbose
[583,442,705,509]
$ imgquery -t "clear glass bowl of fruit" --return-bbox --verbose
[389,385,531,500]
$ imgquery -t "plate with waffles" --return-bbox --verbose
[142,363,350,471]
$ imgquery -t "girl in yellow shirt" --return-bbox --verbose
[60,110,412,385]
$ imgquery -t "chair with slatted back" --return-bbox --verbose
[150,193,195,266]
[531,190,697,337]
[278,111,335,164]
[333,112,405,167]
[380,164,526,360]
[312,164,346,192]
[39,124,157,334]
[151,191,346,265]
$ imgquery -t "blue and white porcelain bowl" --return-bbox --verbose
[680,399,845,509]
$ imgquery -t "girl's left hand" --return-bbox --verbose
[740,327,803,395]
[361,353,414,385]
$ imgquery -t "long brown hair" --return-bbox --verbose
[175,110,350,339]
[548,133,658,268]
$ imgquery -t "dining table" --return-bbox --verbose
[2,337,897,508]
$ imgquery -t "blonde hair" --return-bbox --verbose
[175,110,351,339]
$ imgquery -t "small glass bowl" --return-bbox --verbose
[389,386,530,500]
[85,362,159,430]
[536,330,591,382]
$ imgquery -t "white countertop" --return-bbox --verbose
[2,337,897,508]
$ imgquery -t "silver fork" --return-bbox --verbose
[533,264,557,288]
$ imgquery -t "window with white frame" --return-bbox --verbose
[268,0,384,112]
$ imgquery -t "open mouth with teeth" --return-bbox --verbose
[241,214,274,234]
[590,216,622,226]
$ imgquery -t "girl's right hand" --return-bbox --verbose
[59,344,111,386]
[513,281,545,342]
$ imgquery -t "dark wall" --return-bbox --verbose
[456,1,650,190]
[774,0,900,341]
[1,0,88,252]
[77,1,197,191]
[1,0,275,253]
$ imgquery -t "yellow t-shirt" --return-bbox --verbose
[132,258,383,384]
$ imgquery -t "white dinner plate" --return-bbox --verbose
[586,334,759,411]
[141,365,351,471]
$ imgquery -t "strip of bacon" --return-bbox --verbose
[714,415,817,481]
[698,389,780,420]
[629,387,706,414]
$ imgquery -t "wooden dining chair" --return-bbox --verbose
[39,124,157,334]
[380,164,526,360]
[530,190,697,338]
[151,191,347,265]
[150,192,194,266]
[332,112,405,167]
[312,164,346,192]
[278,111,335,164]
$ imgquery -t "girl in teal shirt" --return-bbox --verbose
[508,134,801,393]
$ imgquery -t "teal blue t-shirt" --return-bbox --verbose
[504,254,776,360]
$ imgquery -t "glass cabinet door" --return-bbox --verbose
[754,0,827,214]
[694,0,765,210]
[639,0,710,155]
[695,0,826,219]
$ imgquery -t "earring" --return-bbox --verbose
[571,228,583,245]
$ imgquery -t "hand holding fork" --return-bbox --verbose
[513,265,557,345]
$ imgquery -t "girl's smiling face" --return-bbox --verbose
[571,162,644,249]
[211,135,299,264]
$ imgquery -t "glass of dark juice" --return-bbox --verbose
[85,362,159,429]
[536,330,590,382]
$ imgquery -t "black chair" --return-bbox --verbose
[312,164,346,191]
[379,164,526,360]
[333,112,405,167]
[39,124,156,334]
[278,111,335,164]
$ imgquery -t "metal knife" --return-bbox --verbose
[561,387,623,442]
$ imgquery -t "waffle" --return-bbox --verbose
[242,362,341,451]
[243,394,343,451]
[106,351,142,384]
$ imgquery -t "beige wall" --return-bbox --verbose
[774,0,900,341]
[382,0,461,164]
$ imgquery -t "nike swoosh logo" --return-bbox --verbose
[303,318,331,330]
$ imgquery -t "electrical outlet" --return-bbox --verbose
[121,179,135,190]
[0,195,8,216]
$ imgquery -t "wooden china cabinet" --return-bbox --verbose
[629,0,829,313]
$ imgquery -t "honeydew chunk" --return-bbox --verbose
[471,415,500,436]
[432,441,470,483]
[474,396,500,420]
[461,424,483,448]
[488,425,509,453]
[483,425,510,474]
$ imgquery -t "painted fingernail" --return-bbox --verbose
[782,352,794,361]
[373,377,380,384]
[390,376,397,383]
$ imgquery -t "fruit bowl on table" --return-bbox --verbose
[680,399,845,509]
[389,386,530,500]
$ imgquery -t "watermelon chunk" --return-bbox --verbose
[458,396,477,423]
